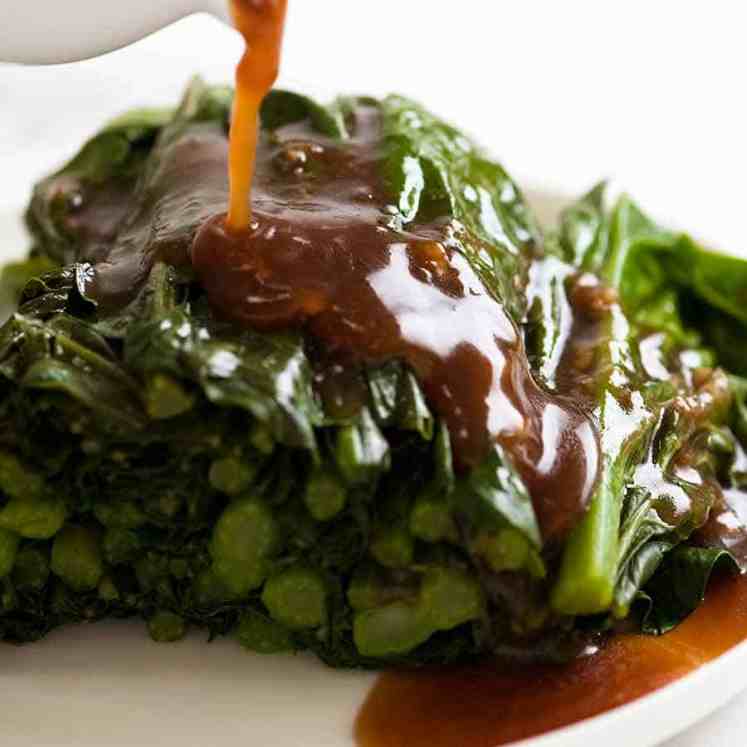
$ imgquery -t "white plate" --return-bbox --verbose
[2,5,747,745]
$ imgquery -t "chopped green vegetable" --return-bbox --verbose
[148,611,187,642]
[412,491,458,541]
[353,567,482,657]
[304,469,347,521]
[0,451,46,500]
[209,498,277,597]
[0,496,67,539]
[51,527,104,591]
[209,456,256,496]
[262,567,326,630]
[370,526,414,569]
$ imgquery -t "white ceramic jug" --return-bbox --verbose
[0,0,231,64]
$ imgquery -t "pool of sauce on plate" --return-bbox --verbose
[355,571,747,747]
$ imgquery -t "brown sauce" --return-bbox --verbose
[355,571,747,747]
[82,122,230,308]
[192,105,599,540]
[227,0,288,230]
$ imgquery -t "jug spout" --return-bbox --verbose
[0,0,232,65]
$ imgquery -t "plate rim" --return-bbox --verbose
[517,637,747,747]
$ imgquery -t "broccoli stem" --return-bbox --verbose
[209,498,277,596]
[551,304,655,615]
[551,477,620,614]
[353,567,482,657]
[304,469,347,521]
[51,526,104,591]
[262,567,326,630]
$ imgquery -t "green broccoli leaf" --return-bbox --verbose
[613,405,722,618]
[0,313,145,432]
[126,307,320,451]
[552,186,738,618]
[366,362,434,441]
[260,89,349,137]
[557,182,609,269]
[380,95,540,322]
[641,546,739,634]
[460,444,542,549]
[576,187,747,354]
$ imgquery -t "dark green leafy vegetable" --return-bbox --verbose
[641,547,739,634]
[1,80,745,668]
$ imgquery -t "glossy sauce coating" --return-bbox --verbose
[82,123,229,308]
[355,571,747,747]
[227,0,287,229]
[192,106,599,539]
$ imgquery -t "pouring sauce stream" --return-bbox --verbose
[227,0,288,230]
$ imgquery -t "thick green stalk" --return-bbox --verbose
[551,309,653,615]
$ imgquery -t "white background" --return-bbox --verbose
[1,3,746,745]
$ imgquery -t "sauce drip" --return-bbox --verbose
[227,0,288,230]
[355,571,747,747]
[192,107,599,539]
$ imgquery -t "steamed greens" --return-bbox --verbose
[0,78,746,666]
